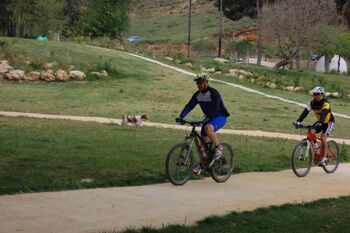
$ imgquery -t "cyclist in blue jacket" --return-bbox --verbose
[176,73,230,163]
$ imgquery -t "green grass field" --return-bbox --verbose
[129,9,255,42]
[119,196,350,233]
[1,37,350,195]
[0,116,349,194]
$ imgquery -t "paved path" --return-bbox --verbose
[1,111,350,145]
[1,164,349,233]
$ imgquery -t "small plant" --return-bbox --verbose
[293,76,300,87]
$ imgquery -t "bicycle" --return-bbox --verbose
[165,120,235,185]
[291,122,340,177]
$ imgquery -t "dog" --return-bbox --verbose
[121,114,148,128]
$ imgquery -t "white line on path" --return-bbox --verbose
[1,111,349,145]
[126,52,350,119]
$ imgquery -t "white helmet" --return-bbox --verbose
[312,86,325,94]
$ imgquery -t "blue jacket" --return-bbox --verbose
[180,86,230,119]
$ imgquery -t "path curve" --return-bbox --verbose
[1,164,350,233]
[1,111,350,145]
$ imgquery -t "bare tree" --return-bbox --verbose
[261,0,337,70]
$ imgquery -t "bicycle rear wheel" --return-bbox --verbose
[323,140,340,174]
[210,143,235,183]
[291,140,313,177]
[165,142,194,185]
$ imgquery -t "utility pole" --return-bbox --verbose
[256,0,263,66]
[217,0,223,57]
[187,0,192,58]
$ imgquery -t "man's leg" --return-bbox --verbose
[320,133,328,162]
[204,124,219,146]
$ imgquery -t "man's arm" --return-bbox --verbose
[208,89,221,119]
[179,92,198,118]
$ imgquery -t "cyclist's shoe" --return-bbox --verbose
[193,164,204,175]
[318,157,328,167]
[214,144,223,160]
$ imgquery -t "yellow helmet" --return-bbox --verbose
[194,72,209,83]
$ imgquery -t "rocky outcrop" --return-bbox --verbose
[5,70,25,80]
[40,71,56,81]
[55,70,69,81]
[24,71,40,81]
[69,70,86,80]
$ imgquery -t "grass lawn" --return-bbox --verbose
[2,116,348,194]
[0,38,349,139]
[129,10,255,42]
[119,196,350,233]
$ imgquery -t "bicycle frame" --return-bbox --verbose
[181,120,215,168]
[303,127,336,164]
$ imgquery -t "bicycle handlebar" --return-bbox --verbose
[292,122,314,129]
[181,119,204,127]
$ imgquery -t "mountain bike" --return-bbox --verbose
[165,120,235,185]
[291,123,340,177]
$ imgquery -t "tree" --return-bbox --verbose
[81,0,131,40]
[33,0,66,36]
[261,0,337,70]
[335,0,350,30]
[214,0,275,65]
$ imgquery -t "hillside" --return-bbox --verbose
[128,0,256,42]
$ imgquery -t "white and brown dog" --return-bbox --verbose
[121,114,148,127]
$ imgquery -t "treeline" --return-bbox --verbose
[0,0,131,39]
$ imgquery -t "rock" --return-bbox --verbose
[101,70,108,77]
[185,62,194,69]
[5,70,25,80]
[201,66,216,73]
[69,70,86,80]
[0,63,13,74]
[308,90,314,95]
[55,70,69,81]
[24,71,40,81]
[40,71,56,81]
[251,78,256,83]
[165,56,173,61]
[347,93,350,98]
[215,71,222,75]
[265,82,276,89]
[294,86,304,92]
[331,92,340,98]
[325,92,331,97]
[214,57,229,63]
[0,73,4,81]
[0,60,9,65]
[43,63,53,70]
[285,86,295,92]
[238,75,244,80]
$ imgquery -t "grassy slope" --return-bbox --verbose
[129,11,255,42]
[120,196,350,233]
[0,37,349,139]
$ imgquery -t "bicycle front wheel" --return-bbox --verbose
[323,140,340,174]
[210,143,235,183]
[165,142,194,185]
[291,140,313,177]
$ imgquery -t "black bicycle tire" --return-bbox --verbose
[165,142,194,185]
[210,143,235,183]
[291,141,313,177]
[323,140,340,174]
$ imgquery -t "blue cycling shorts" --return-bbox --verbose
[201,115,227,136]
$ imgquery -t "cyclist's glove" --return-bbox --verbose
[295,121,302,129]
[175,117,185,125]
[314,122,322,129]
